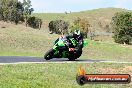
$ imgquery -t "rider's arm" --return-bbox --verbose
[76,37,84,50]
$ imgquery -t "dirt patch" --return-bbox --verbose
[123,66,132,71]
[97,66,132,75]
[97,68,117,74]
[119,44,132,49]
[0,21,9,28]
[122,66,132,75]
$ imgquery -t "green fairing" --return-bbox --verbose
[54,50,58,55]
[70,38,77,46]
[53,39,65,49]
[58,40,65,46]
[62,51,66,57]
[53,45,57,49]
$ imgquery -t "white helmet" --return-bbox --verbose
[74,29,80,35]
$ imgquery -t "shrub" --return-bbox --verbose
[26,16,42,29]
[48,20,69,35]
[111,11,132,44]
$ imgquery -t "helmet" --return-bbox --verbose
[72,30,82,41]
[73,29,80,35]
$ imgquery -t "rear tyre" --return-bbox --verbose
[76,50,82,58]
[68,58,76,61]
[68,49,82,61]
[68,53,76,61]
[44,49,54,60]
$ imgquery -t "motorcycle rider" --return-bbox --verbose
[58,29,84,53]
[66,29,83,51]
[44,29,86,60]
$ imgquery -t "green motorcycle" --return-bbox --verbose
[44,36,88,61]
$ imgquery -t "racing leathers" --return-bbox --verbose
[59,33,84,52]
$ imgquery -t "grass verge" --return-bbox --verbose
[0,63,131,88]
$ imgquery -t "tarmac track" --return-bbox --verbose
[0,56,131,65]
[0,56,107,63]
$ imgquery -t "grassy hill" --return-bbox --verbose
[32,8,127,22]
[0,22,59,57]
[32,8,129,37]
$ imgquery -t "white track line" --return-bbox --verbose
[0,61,132,65]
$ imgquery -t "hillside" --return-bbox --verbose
[33,8,127,21]
[32,8,129,36]
[0,22,60,57]
[0,8,132,61]
[0,21,132,61]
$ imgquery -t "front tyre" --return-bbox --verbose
[44,49,54,60]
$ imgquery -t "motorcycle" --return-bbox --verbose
[44,36,88,61]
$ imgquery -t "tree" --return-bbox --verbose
[23,0,34,22]
[0,0,24,23]
[0,0,42,29]
[111,11,132,44]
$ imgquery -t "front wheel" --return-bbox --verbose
[44,49,54,60]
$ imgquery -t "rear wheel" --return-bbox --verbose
[68,52,76,61]
[76,50,82,58]
[44,49,54,60]
[68,57,76,61]
[68,50,82,61]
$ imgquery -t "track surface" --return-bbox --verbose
[0,56,107,63]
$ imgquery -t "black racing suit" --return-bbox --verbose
[65,33,84,58]
[65,33,84,51]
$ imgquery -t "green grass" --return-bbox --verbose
[81,39,132,61]
[0,63,131,88]
[0,22,59,57]
[0,50,41,57]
